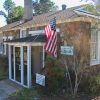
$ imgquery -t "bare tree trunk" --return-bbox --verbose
[63,57,74,94]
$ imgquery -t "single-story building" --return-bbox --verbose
[0,1,100,88]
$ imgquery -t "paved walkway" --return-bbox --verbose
[0,79,23,100]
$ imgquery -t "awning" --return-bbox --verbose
[5,35,46,46]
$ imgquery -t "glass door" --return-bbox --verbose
[23,46,27,86]
[15,47,21,83]
[11,46,14,80]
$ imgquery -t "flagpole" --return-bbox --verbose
[43,44,45,68]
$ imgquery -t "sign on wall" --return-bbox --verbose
[61,46,74,55]
[36,73,45,86]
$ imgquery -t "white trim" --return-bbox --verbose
[0,52,2,54]
[4,44,7,55]
[3,37,7,40]
[8,36,13,40]
[10,45,30,87]
[90,30,100,65]
[29,28,60,36]
[13,46,16,80]
[20,30,23,38]
[27,45,31,88]
[10,79,28,88]
[8,45,11,79]
[5,42,45,46]
[20,29,26,38]
[3,37,7,55]
[75,10,100,19]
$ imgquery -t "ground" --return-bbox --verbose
[7,86,100,100]
[0,56,100,100]
[0,79,23,100]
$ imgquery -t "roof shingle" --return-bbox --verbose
[0,5,91,32]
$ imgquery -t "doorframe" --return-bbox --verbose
[9,45,29,88]
[8,43,45,88]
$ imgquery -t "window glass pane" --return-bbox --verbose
[15,47,21,82]
[91,30,98,60]
[22,30,26,38]
[23,46,27,86]
[11,46,14,79]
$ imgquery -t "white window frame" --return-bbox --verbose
[90,29,100,65]
[0,42,3,54]
[8,36,13,40]
[3,37,7,55]
[20,29,27,38]
[29,28,60,36]
[2,36,13,55]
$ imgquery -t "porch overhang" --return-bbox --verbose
[5,42,45,46]
[4,35,46,46]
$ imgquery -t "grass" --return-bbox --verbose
[8,86,40,100]
[8,86,99,100]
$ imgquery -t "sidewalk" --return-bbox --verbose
[0,79,23,100]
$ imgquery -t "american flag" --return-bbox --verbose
[44,18,57,57]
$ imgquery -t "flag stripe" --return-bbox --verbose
[48,32,56,52]
[44,18,57,57]
[45,31,53,51]
[51,34,57,54]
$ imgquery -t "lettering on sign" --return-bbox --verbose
[36,73,45,86]
[61,46,74,55]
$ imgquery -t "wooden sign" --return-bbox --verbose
[61,46,74,55]
[36,73,45,86]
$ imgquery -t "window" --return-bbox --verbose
[20,30,26,38]
[0,43,3,54]
[3,37,7,55]
[8,36,13,40]
[2,36,13,55]
[91,30,98,60]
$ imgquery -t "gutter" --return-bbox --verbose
[74,10,100,20]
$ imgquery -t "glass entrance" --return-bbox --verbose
[10,46,30,87]
[11,46,14,80]
[15,47,21,82]
[23,46,27,86]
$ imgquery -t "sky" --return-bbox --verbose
[0,0,92,27]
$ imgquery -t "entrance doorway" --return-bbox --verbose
[10,46,29,87]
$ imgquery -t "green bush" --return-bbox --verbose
[42,57,66,94]
[79,74,100,94]
[89,75,100,94]
[0,56,8,80]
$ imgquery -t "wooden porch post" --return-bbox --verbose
[27,45,31,88]
[13,46,16,80]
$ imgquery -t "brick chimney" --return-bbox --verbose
[23,0,33,21]
[62,4,67,10]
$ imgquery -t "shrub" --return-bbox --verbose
[42,57,66,94]
[79,74,100,94]
[0,56,8,80]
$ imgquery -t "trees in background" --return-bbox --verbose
[3,0,15,15]
[81,0,100,13]
[0,0,24,24]
[33,0,58,15]
[0,0,58,24]
[8,6,24,23]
